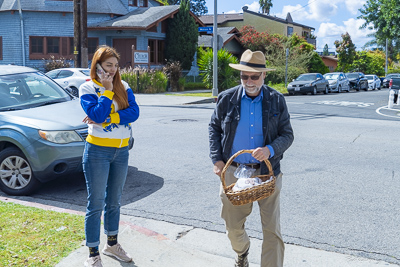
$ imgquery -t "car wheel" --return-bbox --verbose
[324,86,329,94]
[378,84,381,90]
[70,86,79,97]
[312,86,317,95]
[0,147,40,195]
[338,85,342,93]
[356,84,360,91]
[364,83,368,91]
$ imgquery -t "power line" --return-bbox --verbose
[290,0,319,14]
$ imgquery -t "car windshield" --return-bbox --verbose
[0,72,70,111]
[295,74,316,81]
[80,69,90,76]
[387,74,400,78]
[365,75,374,80]
[346,73,359,79]
[324,74,339,80]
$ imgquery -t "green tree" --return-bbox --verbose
[334,32,357,72]
[323,44,329,55]
[308,52,329,74]
[165,0,198,70]
[197,48,239,93]
[259,0,273,14]
[349,50,385,76]
[167,0,208,16]
[359,0,400,48]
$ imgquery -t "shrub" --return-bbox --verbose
[198,48,239,93]
[42,55,72,72]
[184,82,207,90]
[120,67,168,93]
[163,61,182,91]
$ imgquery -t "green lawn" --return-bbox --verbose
[0,201,85,267]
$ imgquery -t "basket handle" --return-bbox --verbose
[220,149,274,189]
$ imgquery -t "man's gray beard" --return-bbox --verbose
[242,82,262,95]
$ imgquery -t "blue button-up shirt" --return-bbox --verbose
[231,89,274,163]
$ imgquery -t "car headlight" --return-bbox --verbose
[305,83,312,87]
[287,84,293,88]
[331,81,337,85]
[39,130,83,143]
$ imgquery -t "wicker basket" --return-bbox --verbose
[220,149,276,206]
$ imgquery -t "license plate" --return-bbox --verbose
[295,88,300,91]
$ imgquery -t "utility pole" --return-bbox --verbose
[385,38,388,76]
[80,0,88,68]
[73,0,81,67]
[212,0,218,97]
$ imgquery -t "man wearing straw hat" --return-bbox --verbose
[209,49,294,267]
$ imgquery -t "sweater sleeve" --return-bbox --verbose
[117,87,140,124]
[79,82,113,123]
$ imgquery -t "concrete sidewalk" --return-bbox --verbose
[54,213,397,267]
[134,90,215,106]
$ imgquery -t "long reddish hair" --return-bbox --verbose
[90,45,128,110]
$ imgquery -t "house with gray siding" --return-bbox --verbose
[0,0,203,69]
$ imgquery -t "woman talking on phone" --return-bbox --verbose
[79,45,139,267]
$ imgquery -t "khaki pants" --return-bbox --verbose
[220,166,284,267]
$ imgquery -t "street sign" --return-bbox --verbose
[198,27,213,32]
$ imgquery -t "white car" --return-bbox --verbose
[46,68,90,97]
[365,74,381,90]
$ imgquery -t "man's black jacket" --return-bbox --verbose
[209,84,294,176]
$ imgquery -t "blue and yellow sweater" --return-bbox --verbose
[79,79,139,148]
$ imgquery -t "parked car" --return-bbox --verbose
[46,68,90,97]
[365,74,381,90]
[0,65,89,195]
[287,73,329,95]
[323,72,350,93]
[345,72,369,91]
[382,73,400,88]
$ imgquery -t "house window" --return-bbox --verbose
[148,39,165,64]
[287,26,293,36]
[140,0,148,7]
[0,37,3,60]
[30,36,98,59]
[47,37,60,54]
[31,37,44,54]
[128,0,138,6]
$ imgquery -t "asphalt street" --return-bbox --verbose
[2,88,399,266]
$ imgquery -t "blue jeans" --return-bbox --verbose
[82,142,129,247]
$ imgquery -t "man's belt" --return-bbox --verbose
[230,161,261,169]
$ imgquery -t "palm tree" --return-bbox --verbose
[259,0,273,14]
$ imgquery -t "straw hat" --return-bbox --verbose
[229,49,275,72]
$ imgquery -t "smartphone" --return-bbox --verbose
[96,63,105,76]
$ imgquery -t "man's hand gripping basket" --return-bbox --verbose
[220,149,276,206]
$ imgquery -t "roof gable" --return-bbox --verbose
[0,0,128,15]
[88,5,204,30]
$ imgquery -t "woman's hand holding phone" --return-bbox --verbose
[96,63,113,91]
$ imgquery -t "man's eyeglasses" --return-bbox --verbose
[240,73,262,81]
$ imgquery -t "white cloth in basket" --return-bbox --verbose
[232,176,274,192]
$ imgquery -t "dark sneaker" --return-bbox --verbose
[102,243,133,262]
[84,255,103,267]
[234,249,249,267]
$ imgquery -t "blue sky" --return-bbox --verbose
[204,0,375,52]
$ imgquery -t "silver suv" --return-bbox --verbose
[0,65,88,195]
